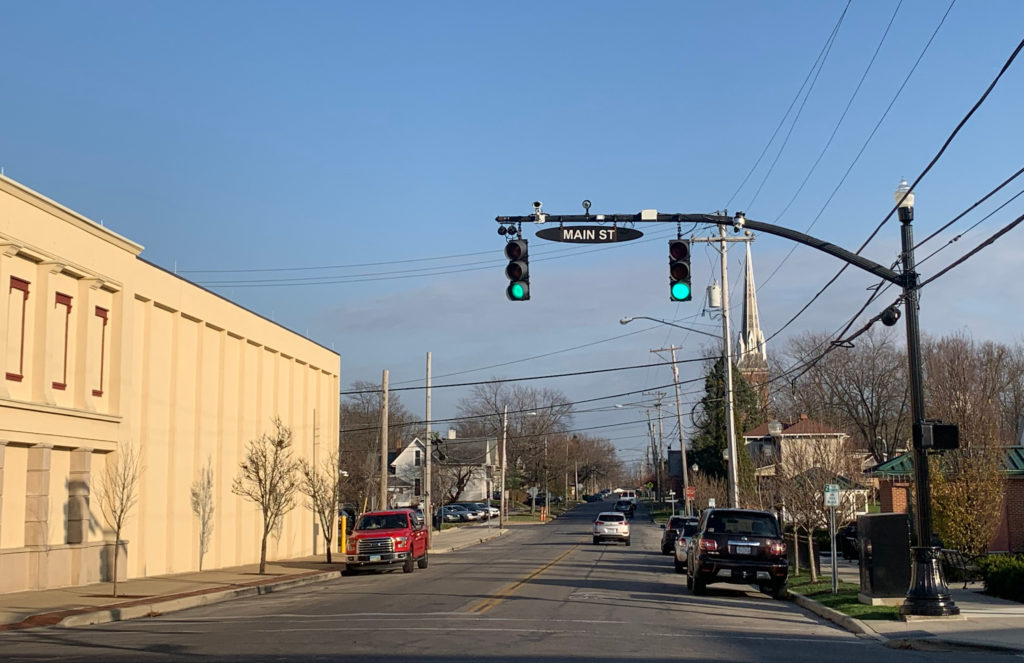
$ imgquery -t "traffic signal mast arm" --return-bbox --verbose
[497,211,904,287]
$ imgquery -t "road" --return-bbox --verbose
[0,503,984,662]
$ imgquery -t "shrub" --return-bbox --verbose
[976,554,1024,603]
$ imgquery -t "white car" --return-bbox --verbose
[593,512,630,546]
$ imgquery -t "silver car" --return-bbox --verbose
[593,512,630,546]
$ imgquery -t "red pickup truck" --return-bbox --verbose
[345,508,430,573]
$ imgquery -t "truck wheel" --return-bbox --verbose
[770,580,788,600]
[403,557,415,574]
[417,552,429,569]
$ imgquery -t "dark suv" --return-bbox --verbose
[686,508,788,599]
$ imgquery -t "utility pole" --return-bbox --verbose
[425,352,433,530]
[720,224,740,509]
[644,390,666,503]
[653,347,692,513]
[499,405,508,529]
[379,369,389,511]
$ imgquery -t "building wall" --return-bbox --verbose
[0,175,340,593]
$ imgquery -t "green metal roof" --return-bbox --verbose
[871,446,1024,477]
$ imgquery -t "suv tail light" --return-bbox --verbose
[595,521,604,525]
[698,537,718,552]
[769,541,786,556]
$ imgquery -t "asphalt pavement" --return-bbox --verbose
[1,508,1023,658]
[0,520,509,630]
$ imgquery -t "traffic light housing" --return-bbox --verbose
[505,239,530,301]
[913,420,960,451]
[669,239,692,301]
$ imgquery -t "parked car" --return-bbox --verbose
[613,499,635,518]
[660,515,694,555]
[686,508,788,598]
[450,502,487,519]
[345,508,430,574]
[477,502,500,518]
[438,505,466,523]
[445,504,479,521]
[593,511,631,546]
[673,518,701,573]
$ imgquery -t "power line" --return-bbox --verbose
[763,23,1021,346]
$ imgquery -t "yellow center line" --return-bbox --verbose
[468,543,581,614]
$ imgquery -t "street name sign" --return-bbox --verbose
[536,226,643,243]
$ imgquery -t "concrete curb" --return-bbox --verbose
[56,570,342,628]
[787,592,882,640]
[431,528,508,554]
[789,592,1024,655]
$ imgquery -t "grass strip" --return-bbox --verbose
[788,574,900,621]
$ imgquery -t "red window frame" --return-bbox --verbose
[6,277,29,382]
[93,306,108,397]
[52,292,72,390]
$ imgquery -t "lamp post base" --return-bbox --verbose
[900,546,960,617]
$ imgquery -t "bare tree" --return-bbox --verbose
[455,381,574,511]
[777,329,910,464]
[190,457,215,571]
[96,444,142,597]
[232,417,301,574]
[770,435,861,582]
[299,449,342,563]
[339,380,416,511]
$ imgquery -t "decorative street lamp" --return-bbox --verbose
[895,178,959,617]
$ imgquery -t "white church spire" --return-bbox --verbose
[738,242,767,363]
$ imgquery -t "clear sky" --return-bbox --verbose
[2,1,1023,468]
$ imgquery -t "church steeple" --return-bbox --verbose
[738,242,767,363]
[737,242,769,413]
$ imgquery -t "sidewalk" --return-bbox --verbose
[792,556,1024,655]
[0,522,508,631]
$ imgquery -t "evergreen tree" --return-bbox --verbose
[690,357,763,504]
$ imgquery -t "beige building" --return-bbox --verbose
[0,175,340,594]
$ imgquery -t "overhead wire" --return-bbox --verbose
[762,24,1022,347]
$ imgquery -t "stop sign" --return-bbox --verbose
[686,486,696,500]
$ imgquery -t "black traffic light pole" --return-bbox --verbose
[498,207,958,617]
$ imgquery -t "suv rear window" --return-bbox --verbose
[681,522,700,536]
[599,514,625,522]
[706,513,779,536]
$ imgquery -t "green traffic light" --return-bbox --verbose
[508,282,527,300]
[671,282,691,301]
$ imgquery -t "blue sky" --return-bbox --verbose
[2,1,1023,467]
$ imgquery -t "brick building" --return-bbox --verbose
[871,447,1024,552]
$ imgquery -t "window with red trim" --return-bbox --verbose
[52,292,72,390]
[93,306,108,397]
[6,277,29,382]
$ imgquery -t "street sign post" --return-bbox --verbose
[668,490,677,516]
[824,484,840,595]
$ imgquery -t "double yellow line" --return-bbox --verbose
[468,545,579,614]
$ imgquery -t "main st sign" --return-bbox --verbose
[536,225,643,243]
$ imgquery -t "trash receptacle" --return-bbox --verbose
[857,513,910,606]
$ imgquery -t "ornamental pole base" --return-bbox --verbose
[900,546,960,617]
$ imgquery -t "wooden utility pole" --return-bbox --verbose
[425,353,433,529]
[379,369,389,510]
